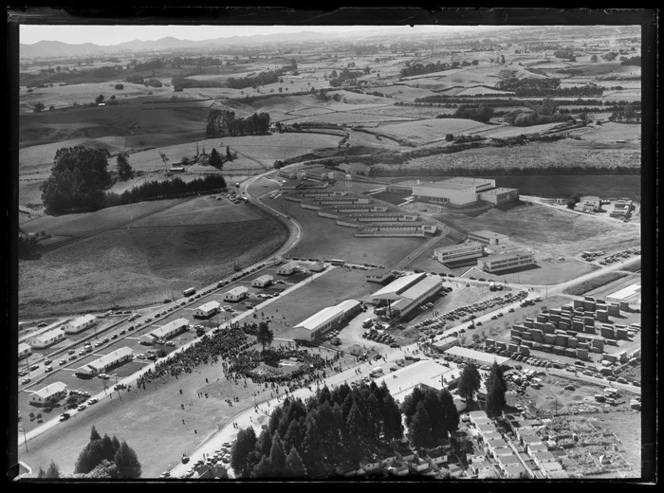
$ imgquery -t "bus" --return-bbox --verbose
[330,259,345,266]
[183,287,196,297]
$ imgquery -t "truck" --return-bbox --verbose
[489,281,496,291]
[369,367,383,377]
[183,287,196,297]
[362,317,373,328]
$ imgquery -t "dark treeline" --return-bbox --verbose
[369,165,641,178]
[503,110,573,127]
[227,62,295,90]
[400,60,456,78]
[413,96,639,107]
[497,78,603,97]
[231,381,460,478]
[105,175,227,208]
[206,110,270,138]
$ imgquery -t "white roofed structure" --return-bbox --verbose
[30,381,68,406]
[290,299,362,341]
[444,346,510,367]
[75,347,134,377]
[371,272,427,301]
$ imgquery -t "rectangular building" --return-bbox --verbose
[75,347,134,378]
[276,261,299,276]
[444,346,510,368]
[366,268,393,284]
[31,328,66,349]
[479,188,520,205]
[19,342,32,360]
[194,301,221,319]
[64,314,97,334]
[140,318,189,344]
[291,299,362,341]
[223,286,249,302]
[29,381,68,407]
[251,274,274,288]
[434,240,484,264]
[477,250,536,273]
[468,230,508,246]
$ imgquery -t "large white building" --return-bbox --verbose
[444,346,510,368]
[371,272,443,318]
[477,250,536,273]
[75,347,134,378]
[29,381,68,407]
[478,188,520,205]
[140,318,189,345]
[290,299,362,341]
[19,342,32,360]
[223,286,249,302]
[64,314,97,334]
[387,177,518,207]
[31,328,66,349]
[194,301,221,319]
[434,240,484,264]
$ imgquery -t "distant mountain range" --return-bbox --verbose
[19,29,400,59]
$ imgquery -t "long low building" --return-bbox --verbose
[29,381,68,407]
[140,318,189,345]
[290,299,362,341]
[19,342,32,360]
[223,286,249,302]
[64,314,97,334]
[75,347,134,378]
[372,272,428,302]
[478,188,520,205]
[372,359,460,403]
[477,249,536,273]
[31,328,66,349]
[388,275,444,318]
[434,240,484,264]
[468,230,508,246]
[194,301,221,319]
[444,346,510,368]
[251,274,274,288]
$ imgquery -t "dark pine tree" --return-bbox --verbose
[409,402,433,449]
[285,446,307,477]
[457,362,481,402]
[231,426,257,478]
[113,440,142,478]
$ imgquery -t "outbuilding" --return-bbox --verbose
[29,381,68,407]
[31,328,66,349]
[223,286,249,302]
[140,318,189,345]
[194,301,221,319]
[18,342,32,360]
[251,275,274,288]
[64,314,97,334]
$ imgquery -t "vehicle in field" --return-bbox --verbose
[166,341,176,347]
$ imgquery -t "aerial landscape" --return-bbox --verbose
[12,17,653,482]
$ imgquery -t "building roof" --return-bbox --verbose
[19,342,31,352]
[373,359,451,402]
[253,274,274,283]
[434,336,459,348]
[77,347,134,374]
[34,328,64,342]
[482,249,533,261]
[435,240,483,254]
[371,272,427,300]
[150,318,189,339]
[294,300,360,332]
[399,275,442,301]
[468,230,508,240]
[225,286,249,296]
[366,268,391,278]
[196,301,220,312]
[278,261,299,270]
[32,381,67,399]
[498,454,521,465]
[480,187,518,195]
[444,346,510,366]
[607,283,641,301]
[533,451,557,461]
[69,314,96,327]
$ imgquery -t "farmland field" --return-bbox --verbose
[377,118,493,144]
[18,196,289,317]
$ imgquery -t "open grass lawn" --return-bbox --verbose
[392,140,641,173]
[270,196,424,268]
[18,197,288,317]
[17,340,354,478]
[377,118,492,144]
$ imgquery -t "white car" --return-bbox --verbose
[87,398,98,405]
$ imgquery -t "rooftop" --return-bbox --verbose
[32,381,67,399]
[468,230,508,240]
[607,283,641,301]
[196,301,220,312]
[444,346,510,366]
[294,300,360,331]
[69,314,96,326]
[373,359,452,402]
[34,327,64,341]
[225,286,249,295]
[85,346,134,371]
[435,240,483,254]
[149,318,189,338]
[481,187,519,195]
[253,274,274,282]
[371,272,427,300]
[399,276,442,301]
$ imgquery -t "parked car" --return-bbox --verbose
[59,413,70,421]
[77,404,87,411]
[21,378,31,385]
[45,366,53,373]
[87,398,98,405]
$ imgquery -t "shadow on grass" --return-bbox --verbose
[490,263,541,276]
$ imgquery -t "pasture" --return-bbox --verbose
[18,196,289,317]
[377,118,493,144]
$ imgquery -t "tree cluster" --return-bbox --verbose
[206,110,270,138]
[485,362,508,418]
[453,104,495,123]
[620,56,641,66]
[105,175,227,208]
[401,386,459,449]
[73,426,142,478]
[232,381,404,478]
[226,65,292,90]
[329,67,365,87]
[400,61,456,78]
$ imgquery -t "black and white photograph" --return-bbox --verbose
[6,7,657,483]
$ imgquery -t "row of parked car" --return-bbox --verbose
[598,246,640,265]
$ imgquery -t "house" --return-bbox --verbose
[408,458,430,473]
[307,262,326,272]
[448,463,465,478]
[394,446,416,462]
[424,446,447,465]
[526,442,549,455]
[251,274,274,288]
[223,286,249,302]
[502,463,529,479]
[290,300,362,341]
[74,347,134,378]
[469,459,494,478]
[31,328,66,349]
[531,451,558,468]
[29,381,68,407]
[64,314,96,334]
[276,261,299,276]
[359,457,382,473]
[521,434,544,448]
[140,318,189,345]
[386,461,409,476]
[18,342,32,360]
[366,268,393,284]
[194,301,221,319]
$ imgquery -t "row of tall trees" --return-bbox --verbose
[231,381,404,478]
[401,386,459,448]
[205,110,270,138]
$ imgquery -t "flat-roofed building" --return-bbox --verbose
[75,347,134,378]
[372,359,456,403]
[19,342,32,360]
[64,314,97,334]
[140,318,189,344]
[434,240,484,264]
[366,268,393,284]
[433,336,459,353]
[468,230,508,246]
[223,286,249,302]
[371,273,443,319]
[29,381,68,407]
[194,301,221,319]
[31,328,66,349]
[290,300,362,341]
[479,187,519,205]
[251,274,274,288]
[477,249,536,273]
[444,346,510,368]
[371,272,427,302]
[277,168,298,180]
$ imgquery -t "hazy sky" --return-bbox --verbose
[20,24,494,45]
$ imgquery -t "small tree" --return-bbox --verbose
[256,322,274,351]
[116,152,134,181]
[226,146,234,162]
[285,446,307,477]
[95,94,105,105]
[33,102,45,113]
[45,460,61,478]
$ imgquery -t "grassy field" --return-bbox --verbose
[377,118,492,144]
[269,195,424,268]
[563,272,628,296]
[18,197,289,317]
